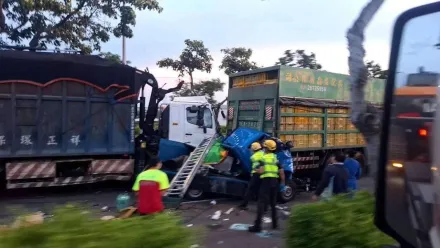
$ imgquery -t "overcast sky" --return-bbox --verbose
[98,0,438,101]
[396,9,440,87]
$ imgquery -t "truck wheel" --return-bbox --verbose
[185,188,204,200]
[279,181,297,203]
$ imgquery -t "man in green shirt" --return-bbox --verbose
[132,158,170,196]
[132,158,170,214]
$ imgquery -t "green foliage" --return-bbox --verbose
[98,52,131,65]
[135,125,141,137]
[0,206,197,248]
[175,78,224,105]
[219,47,259,75]
[157,39,213,89]
[275,49,322,70]
[365,60,388,79]
[2,0,162,53]
[220,126,227,135]
[286,191,395,248]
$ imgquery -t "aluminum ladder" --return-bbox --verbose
[164,135,217,199]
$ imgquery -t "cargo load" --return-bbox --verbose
[227,65,385,173]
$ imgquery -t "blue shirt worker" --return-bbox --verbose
[344,150,361,191]
[238,142,265,210]
[248,139,286,233]
[276,141,294,181]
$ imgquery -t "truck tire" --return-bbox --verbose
[278,181,297,203]
[185,188,205,200]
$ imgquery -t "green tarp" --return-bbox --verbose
[203,138,226,164]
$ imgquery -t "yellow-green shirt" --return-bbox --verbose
[132,169,170,191]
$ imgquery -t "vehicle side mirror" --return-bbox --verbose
[376,2,440,248]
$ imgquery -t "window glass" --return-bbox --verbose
[185,107,213,128]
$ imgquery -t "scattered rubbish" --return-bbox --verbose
[81,211,90,215]
[229,223,250,231]
[256,230,272,238]
[223,218,229,221]
[186,224,194,227]
[207,223,223,230]
[217,241,224,245]
[101,206,109,212]
[275,205,284,210]
[225,208,234,215]
[11,212,44,229]
[263,217,272,224]
[281,210,290,216]
[210,200,217,205]
[189,245,200,248]
[92,203,100,207]
[100,216,115,221]
[211,210,221,220]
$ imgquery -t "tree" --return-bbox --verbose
[174,78,224,105]
[0,0,5,33]
[347,0,384,180]
[157,39,213,90]
[98,52,131,65]
[219,47,258,75]
[275,49,323,70]
[365,60,388,79]
[1,0,162,53]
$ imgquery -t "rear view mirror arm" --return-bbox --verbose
[347,0,385,178]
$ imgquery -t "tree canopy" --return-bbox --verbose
[1,0,162,53]
[219,47,258,75]
[174,78,224,105]
[365,60,388,79]
[157,39,213,89]
[98,52,131,65]
[275,49,322,70]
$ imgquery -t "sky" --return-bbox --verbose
[396,9,440,87]
[99,0,438,102]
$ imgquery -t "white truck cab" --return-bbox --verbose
[158,96,217,147]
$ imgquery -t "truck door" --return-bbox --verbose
[183,105,216,147]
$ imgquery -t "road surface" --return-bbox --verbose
[0,177,376,248]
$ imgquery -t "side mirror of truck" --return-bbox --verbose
[375,2,440,248]
[196,107,207,134]
[221,110,226,119]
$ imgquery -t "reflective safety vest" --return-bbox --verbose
[251,150,265,174]
[260,153,279,179]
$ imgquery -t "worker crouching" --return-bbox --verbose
[248,139,286,233]
[132,158,170,215]
[238,142,265,210]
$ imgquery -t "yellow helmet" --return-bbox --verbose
[263,139,277,151]
[251,142,262,151]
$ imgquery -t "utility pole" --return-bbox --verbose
[122,36,126,64]
[122,1,127,65]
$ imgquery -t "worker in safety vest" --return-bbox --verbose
[238,142,265,210]
[132,158,170,214]
[249,139,286,233]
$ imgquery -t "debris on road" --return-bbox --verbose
[225,208,234,214]
[101,206,109,212]
[211,210,221,220]
[100,216,115,221]
[210,200,217,205]
[263,217,272,224]
[186,224,194,227]
[229,223,250,231]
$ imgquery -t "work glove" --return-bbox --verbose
[279,184,287,192]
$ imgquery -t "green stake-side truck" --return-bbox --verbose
[226,65,385,189]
